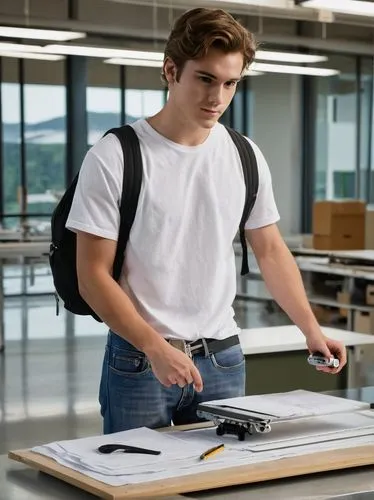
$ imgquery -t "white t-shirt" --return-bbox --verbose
[66,119,280,341]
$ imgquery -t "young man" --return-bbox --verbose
[66,8,346,434]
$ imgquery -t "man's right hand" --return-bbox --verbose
[145,341,203,392]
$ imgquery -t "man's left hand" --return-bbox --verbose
[306,333,347,374]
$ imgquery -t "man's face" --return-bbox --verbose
[166,48,243,129]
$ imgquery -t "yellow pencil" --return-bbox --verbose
[199,444,225,460]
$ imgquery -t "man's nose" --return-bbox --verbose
[208,86,224,106]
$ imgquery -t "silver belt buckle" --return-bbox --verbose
[168,339,192,358]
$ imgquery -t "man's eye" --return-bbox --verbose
[226,81,237,87]
[199,76,212,84]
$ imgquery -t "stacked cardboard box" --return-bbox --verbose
[313,200,366,250]
[353,285,374,334]
[354,311,374,334]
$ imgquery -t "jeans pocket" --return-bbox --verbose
[109,346,150,377]
[210,344,245,371]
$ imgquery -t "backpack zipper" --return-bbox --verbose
[49,243,58,256]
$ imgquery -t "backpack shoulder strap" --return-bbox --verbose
[104,125,143,281]
[225,126,259,276]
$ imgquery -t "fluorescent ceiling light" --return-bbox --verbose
[256,50,327,63]
[248,62,339,76]
[45,44,328,64]
[44,44,164,60]
[0,42,46,53]
[105,58,265,74]
[298,0,374,17]
[0,26,85,41]
[4,42,329,73]
[0,51,64,61]
[0,43,163,61]
[105,58,163,67]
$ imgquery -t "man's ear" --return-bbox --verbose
[163,57,177,85]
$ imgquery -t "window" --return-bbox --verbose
[1,59,22,229]
[360,57,374,203]
[125,89,164,121]
[314,55,358,201]
[23,60,66,231]
[87,59,121,146]
[249,72,302,235]
[124,66,164,121]
[24,84,66,220]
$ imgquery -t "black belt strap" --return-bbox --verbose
[189,334,240,355]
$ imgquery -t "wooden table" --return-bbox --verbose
[6,430,374,499]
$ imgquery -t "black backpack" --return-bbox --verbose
[49,125,259,322]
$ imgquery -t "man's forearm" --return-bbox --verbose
[255,241,321,339]
[78,271,164,356]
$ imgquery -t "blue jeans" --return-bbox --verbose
[99,331,245,434]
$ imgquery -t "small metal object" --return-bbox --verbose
[168,339,192,358]
[307,352,340,368]
[197,404,274,441]
[97,444,161,455]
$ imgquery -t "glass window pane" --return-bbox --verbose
[125,66,164,120]
[359,58,373,201]
[1,59,22,229]
[314,55,357,201]
[23,59,66,233]
[87,59,121,146]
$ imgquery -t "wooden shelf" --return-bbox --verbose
[307,295,374,312]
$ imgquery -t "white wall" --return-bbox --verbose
[250,73,302,236]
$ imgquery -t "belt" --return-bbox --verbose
[167,335,240,358]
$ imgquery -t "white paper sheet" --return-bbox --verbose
[202,389,370,420]
[31,409,374,486]
[32,427,209,476]
[33,432,374,486]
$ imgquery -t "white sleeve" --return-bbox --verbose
[66,134,123,241]
[244,139,280,230]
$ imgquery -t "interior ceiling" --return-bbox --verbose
[0,0,373,55]
[105,0,374,27]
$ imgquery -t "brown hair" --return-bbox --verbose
[161,8,257,85]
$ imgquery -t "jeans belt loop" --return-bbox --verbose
[184,341,192,358]
[201,338,210,358]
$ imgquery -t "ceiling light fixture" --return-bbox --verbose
[248,62,339,76]
[0,26,86,41]
[0,51,65,61]
[42,45,329,65]
[43,44,163,60]
[2,42,332,74]
[256,50,327,63]
[105,58,163,67]
[105,58,265,74]
[104,58,336,76]
[0,42,46,53]
[296,0,374,17]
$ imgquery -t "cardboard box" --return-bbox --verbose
[366,285,374,305]
[365,206,374,249]
[354,310,374,334]
[337,291,350,317]
[311,304,339,324]
[313,200,366,250]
